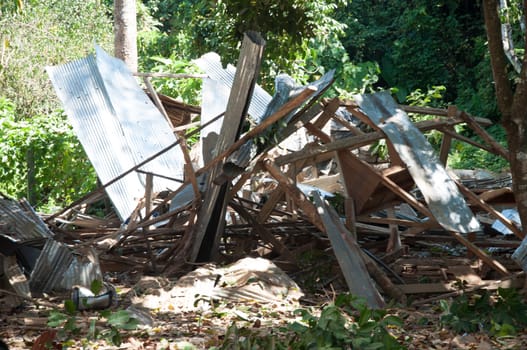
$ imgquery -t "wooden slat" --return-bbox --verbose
[190,31,266,262]
[313,192,385,308]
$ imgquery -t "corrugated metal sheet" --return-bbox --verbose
[46,45,185,221]
[194,52,272,122]
[60,248,103,290]
[194,52,272,166]
[353,91,481,233]
[29,239,73,293]
[0,197,53,242]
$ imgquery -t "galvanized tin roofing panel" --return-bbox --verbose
[353,91,481,233]
[194,52,272,123]
[0,198,53,242]
[47,45,185,221]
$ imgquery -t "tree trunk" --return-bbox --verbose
[114,0,137,72]
[483,0,527,233]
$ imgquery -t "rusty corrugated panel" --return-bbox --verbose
[46,45,185,221]
[353,91,481,233]
[0,197,53,242]
[29,239,73,293]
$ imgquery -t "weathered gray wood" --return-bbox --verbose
[313,192,385,309]
[275,118,465,167]
[190,31,266,262]
[262,159,325,233]
[353,91,481,234]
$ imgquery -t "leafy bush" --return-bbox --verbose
[0,97,97,211]
[440,288,527,337]
[447,124,510,172]
[213,294,405,349]
[0,0,113,118]
[140,0,355,93]
[145,55,203,106]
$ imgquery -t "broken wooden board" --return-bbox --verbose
[353,91,481,234]
[190,32,266,262]
[313,192,385,309]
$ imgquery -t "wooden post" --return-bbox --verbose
[190,31,266,262]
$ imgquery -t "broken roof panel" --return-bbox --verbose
[47,45,185,221]
[0,197,53,242]
[194,52,272,166]
[353,91,481,233]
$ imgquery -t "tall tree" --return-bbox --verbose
[483,0,527,235]
[114,0,138,72]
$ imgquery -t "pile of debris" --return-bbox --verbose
[1,32,525,310]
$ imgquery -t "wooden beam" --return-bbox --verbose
[454,178,524,239]
[190,31,266,262]
[262,158,325,233]
[449,231,509,276]
[313,192,386,308]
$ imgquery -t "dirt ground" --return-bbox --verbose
[2,262,527,350]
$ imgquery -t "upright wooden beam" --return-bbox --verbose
[190,31,266,262]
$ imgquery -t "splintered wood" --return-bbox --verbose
[37,43,524,308]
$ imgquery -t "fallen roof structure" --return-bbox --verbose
[2,34,525,309]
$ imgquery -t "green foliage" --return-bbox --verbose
[0,97,97,211]
[440,288,527,337]
[146,55,203,106]
[447,124,509,172]
[340,0,490,111]
[140,0,356,93]
[0,0,113,118]
[213,294,405,349]
[404,86,447,148]
[47,283,139,347]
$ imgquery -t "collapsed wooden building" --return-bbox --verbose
[1,32,525,309]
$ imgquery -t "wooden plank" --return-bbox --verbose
[275,118,466,167]
[262,159,325,233]
[449,231,509,276]
[457,109,509,159]
[354,91,481,234]
[399,283,456,294]
[447,265,483,285]
[190,31,266,262]
[454,178,524,239]
[313,192,385,308]
[439,127,453,165]
[300,174,343,194]
[229,201,295,261]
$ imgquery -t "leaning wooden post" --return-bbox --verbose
[189,31,266,262]
[313,192,386,309]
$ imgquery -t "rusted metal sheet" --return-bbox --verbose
[29,239,73,293]
[47,45,185,221]
[353,91,481,233]
[0,197,53,242]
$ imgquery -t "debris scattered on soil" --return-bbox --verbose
[1,34,526,348]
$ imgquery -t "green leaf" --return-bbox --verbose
[90,279,103,295]
[107,310,139,330]
[64,299,76,315]
[47,310,68,327]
